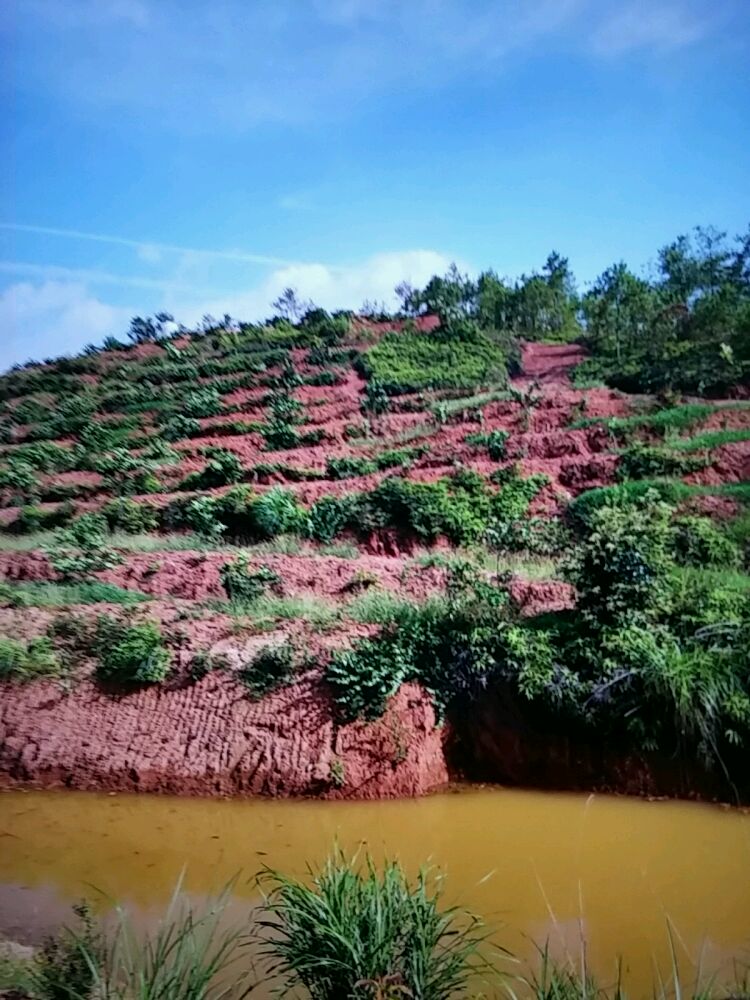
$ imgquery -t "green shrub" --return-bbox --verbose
[181,448,244,490]
[5,441,74,472]
[616,442,706,481]
[250,487,307,539]
[238,641,298,699]
[43,513,124,581]
[30,902,103,1000]
[361,378,390,416]
[486,516,570,557]
[359,324,507,395]
[182,387,223,418]
[161,414,201,441]
[327,568,509,721]
[6,502,76,535]
[219,556,281,601]
[92,448,162,496]
[0,636,60,681]
[101,498,159,534]
[0,459,40,503]
[672,516,741,569]
[374,445,426,470]
[94,615,171,686]
[568,480,693,530]
[465,429,509,460]
[325,456,376,480]
[307,494,359,543]
[564,497,675,624]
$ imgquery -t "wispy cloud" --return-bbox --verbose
[591,1,712,55]
[8,0,737,134]
[0,260,213,294]
[0,223,301,268]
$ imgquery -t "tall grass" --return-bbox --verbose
[0,579,151,607]
[672,428,750,452]
[31,878,253,1000]
[254,849,491,999]
[570,402,750,437]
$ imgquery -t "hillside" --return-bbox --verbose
[0,309,749,802]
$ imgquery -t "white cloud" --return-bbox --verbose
[591,2,711,55]
[171,249,458,326]
[0,249,459,370]
[0,281,132,369]
[14,0,726,133]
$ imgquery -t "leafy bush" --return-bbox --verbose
[101,498,159,534]
[374,445,426,470]
[250,487,307,539]
[93,615,171,686]
[0,636,60,681]
[181,386,223,418]
[671,516,741,569]
[325,456,376,480]
[6,502,76,535]
[43,513,124,581]
[465,429,509,460]
[327,567,510,720]
[359,324,507,395]
[568,480,693,530]
[564,497,675,625]
[486,516,570,557]
[219,556,281,601]
[5,441,74,472]
[181,448,244,490]
[307,494,359,543]
[162,414,201,441]
[30,902,103,1000]
[238,641,298,699]
[616,442,706,481]
[91,448,162,496]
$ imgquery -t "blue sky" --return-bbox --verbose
[1,0,749,368]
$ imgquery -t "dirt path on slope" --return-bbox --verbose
[518,341,588,384]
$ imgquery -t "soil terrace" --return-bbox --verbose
[0,339,748,800]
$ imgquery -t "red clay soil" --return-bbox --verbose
[0,550,447,604]
[3,340,745,803]
[0,676,447,798]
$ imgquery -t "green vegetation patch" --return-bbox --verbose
[359,325,507,396]
[0,580,151,608]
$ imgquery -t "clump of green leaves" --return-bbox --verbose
[465,429,509,460]
[93,614,171,686]
[181,447,245,490]
[238,640,299,699]
[0,635,60,681]
[219,555,281,601]
[616,441,706,481]
[359,322,507,396]
[30,902,103,1000]
[43,513,124,581]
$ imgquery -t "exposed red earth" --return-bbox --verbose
[1,337,749,802]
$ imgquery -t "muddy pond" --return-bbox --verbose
[0,787,748,996]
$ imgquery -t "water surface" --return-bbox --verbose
[1,787,748,996]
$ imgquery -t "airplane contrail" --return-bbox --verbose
[0,222,326,269]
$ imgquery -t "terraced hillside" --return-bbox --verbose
[0,314,748,800]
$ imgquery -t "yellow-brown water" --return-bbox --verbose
[1,787,748,997]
